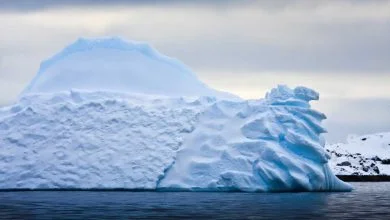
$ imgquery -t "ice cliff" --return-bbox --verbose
[0,37,351,192]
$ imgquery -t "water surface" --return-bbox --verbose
[0,183,389,219]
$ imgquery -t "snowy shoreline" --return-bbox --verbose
[327,132,390,176]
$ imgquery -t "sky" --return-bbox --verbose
[0,0,390,142]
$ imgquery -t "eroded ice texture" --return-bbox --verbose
[159,86,352,192]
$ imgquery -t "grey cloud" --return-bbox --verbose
[1,1,389,86]
[314,98,390,143]
[94,1,390,74]
[138,26,390,74]
[0,0,384,12]
[0,0,256,12]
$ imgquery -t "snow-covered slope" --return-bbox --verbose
[0,37,351,192]
[22,37,237,100]
[327,133,390,175]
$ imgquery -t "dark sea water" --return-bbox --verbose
[0,183,389,219]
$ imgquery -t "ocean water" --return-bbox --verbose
[0,182,389,219]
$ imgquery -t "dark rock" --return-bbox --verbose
[337,161,351,166]
[372,156,382,161]
[362,166,369,172]
[381,159,390,165]
[361,138,367,141]
[373,166,380,174]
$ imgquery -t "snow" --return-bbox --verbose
[21,37,238,100]
[0,37,351,192]
[327,132,390,175]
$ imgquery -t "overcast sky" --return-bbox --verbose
[1,0,390,142]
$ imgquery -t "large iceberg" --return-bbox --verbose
[0,37,351,192]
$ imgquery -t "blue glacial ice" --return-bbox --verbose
[0,37,352,192]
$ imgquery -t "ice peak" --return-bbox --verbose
[265,85,319,107]
[22,37,237,100]
[38,37,160,75]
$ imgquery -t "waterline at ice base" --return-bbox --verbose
[0,37,352,192]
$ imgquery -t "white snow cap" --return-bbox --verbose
[22,37,238,100]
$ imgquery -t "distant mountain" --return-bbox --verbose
[327,132,390,175]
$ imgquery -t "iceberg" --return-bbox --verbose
[0,37,351,192]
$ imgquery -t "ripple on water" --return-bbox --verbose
[0,182,389,219]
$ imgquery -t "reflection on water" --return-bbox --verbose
[0,183,389,219]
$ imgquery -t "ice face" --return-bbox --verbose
[0,87,351,192]
[0,91,204,189]
[159,85,351,192]
[21,37,238,100]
